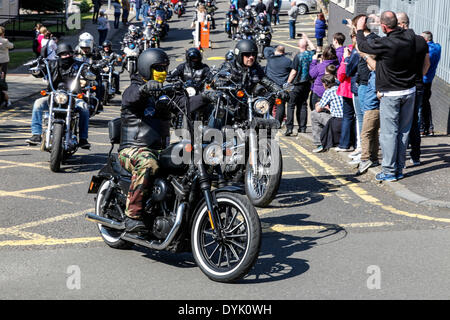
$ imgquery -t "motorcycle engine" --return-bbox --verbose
[152,215,175,239]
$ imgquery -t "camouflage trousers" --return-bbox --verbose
[118,147,159,219]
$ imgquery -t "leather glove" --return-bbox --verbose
[139,80,163,97]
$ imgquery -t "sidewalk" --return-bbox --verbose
[6,5,136,104]
[298,130,450,209]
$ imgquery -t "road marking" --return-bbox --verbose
[262,221,395,233]
[0,159,49,170]
[0,237,103,247]
[283,138,450,223]
[207,57,225,61]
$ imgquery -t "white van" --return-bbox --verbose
[251,0,317,15]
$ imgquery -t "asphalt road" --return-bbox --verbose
[1,1,450,302]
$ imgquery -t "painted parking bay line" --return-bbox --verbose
[262,221,395,233]
[283,138,450,224]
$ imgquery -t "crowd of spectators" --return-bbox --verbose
[264,9,442,182]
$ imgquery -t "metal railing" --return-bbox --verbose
[1,14,67,40]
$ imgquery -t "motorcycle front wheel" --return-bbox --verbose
[244,138,283,207]
[191,192,261,283]
[49,122,64,172]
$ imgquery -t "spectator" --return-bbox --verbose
[357,54,380,174]
[237,0,247,10]
[272,0,281,25]
[32,23,43,57]
[315,13,327,53]
[40,31,58,60]
[335,41,356,152]
[0,26,13,108]
[266,0,274,24]
[97,10,110,46]
[332,32,346,65]
[311,74,344,153]
[122,0,130,25]
[356,12,417,182]
[286,34,316,135]
[309,45,339,110]
[37,26,47,56]
[113,1,122,29]
[264,45,292,127]
[92,0,103,24]
[397,12,430,167]
[421,31,441,137]
[288,1,299,40]
[346,15,380,161]
[135,0,142,21]
[192,5,207,28]
[255,0,266,15]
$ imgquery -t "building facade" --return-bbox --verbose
[327,0,450,134]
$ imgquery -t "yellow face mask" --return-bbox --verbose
[152,66,168,83]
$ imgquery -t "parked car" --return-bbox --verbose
[251,0,317,15]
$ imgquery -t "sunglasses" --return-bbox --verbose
[153,65,168,72]
[243,52,257,58]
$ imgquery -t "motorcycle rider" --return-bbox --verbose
[205,0,218,30]
[118,48,173,232]
[226,4,240,39]
[25,43,91,149]
[100,40,121,94]
[124,25,142,43]
[206,39,288,127]
[167,47,212,90]
[74,32,105,110]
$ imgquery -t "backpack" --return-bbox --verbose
[40,43,49,58]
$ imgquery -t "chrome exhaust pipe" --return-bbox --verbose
[85,212,125,230]
[121,202,186,250]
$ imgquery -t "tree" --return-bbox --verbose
[20,0,65,13]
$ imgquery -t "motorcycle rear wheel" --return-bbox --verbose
[191,192,261,283]
[95,180,133,249]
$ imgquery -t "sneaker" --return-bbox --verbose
[26,134,42,145]
[348,148,361,159]
[429,131,434,136]
[124,217,146,233]
[348,155,361,166]
[409,159,421,166]
[358,160,373,174]
[79,139,91,150]
[312,145,324,153]
[334,147,352,152]
[375,172,397,182]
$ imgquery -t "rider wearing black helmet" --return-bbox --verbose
[26,43,91,149]
[167,48,212,90]
[100,40,121,94]
[118,48,172,232]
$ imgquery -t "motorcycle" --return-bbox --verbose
[98,57,120,106]
[25,57,97,172]
[206,71,292,207]
[174,0,186,17]
[255,26,272,61]
[120,40,140,75]
[225,14,239,39]
[142,24,160,49]
[85,83,261,283]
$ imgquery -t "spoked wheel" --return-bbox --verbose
[245,138,283,207]
[191,192,261,283]
[95,180,132,249]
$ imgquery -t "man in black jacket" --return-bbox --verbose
[118,48,172,232]
[356,11,416,182]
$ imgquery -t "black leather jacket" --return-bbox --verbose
[167,62,212,89]
[35,58,85,91]
[119,74,171,151]
[211,59,281,94]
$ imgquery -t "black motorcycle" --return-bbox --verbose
[85,83,261,283]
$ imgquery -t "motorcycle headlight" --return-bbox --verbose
[129,43,136,49]
[254,99,270,115]
[80,79,87,88]
[54,91,69,105]
[103,66,109,72]
[186,87,196,97]
[204,143,223,166]
[260,34,265,39]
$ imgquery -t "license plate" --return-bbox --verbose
[88,175,103,194]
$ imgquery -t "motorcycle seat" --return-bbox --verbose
[109,153,132,179]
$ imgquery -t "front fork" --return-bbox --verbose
[248,100,258,175]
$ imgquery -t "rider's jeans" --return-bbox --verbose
[31,96,90,139]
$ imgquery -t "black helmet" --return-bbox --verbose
[137,48,170,80]
[234,39,258,65]
[185,47,202,68]
[56,43,74,56]
[102,40,112,48]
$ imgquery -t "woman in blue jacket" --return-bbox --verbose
[315,13,327,52]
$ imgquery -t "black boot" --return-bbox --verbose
[125,217,146,232]
[284,129,293,137]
